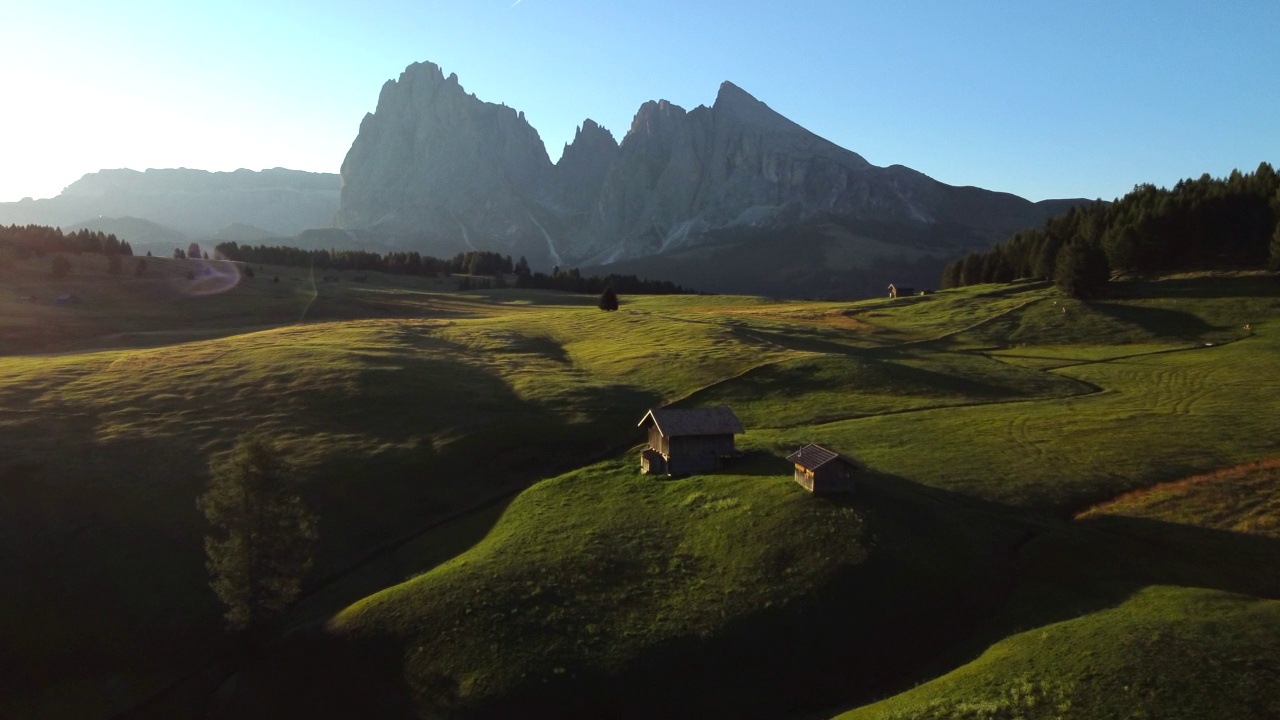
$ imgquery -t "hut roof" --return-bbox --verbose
[787,444,853,470]
[637,406,744,437]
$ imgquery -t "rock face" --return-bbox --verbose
[554,119,619,216]
[0,168,340,240]
[336,62,566,263]
[336,61,1088,293]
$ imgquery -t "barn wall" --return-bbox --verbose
[667,434,735,475]
[794,467,815,493]
[641,449,666,475]
[648,426,668,455]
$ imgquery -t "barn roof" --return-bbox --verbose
[637,406,744,437]
[786,444,853,470]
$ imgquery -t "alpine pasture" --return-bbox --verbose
[2,252,1278,718]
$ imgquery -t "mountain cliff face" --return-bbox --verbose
[336,62,569,263]
[336,62,1088,294]
[0,168,339,240]
[554,119,619,217]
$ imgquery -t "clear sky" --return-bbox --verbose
[1,1,1276,203]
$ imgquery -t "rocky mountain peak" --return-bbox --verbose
[713,80,755,107]
[337,61,557,258]
[335,60,1085,290]
[625,100,688,146]
[564,119,616,152]
[556,119,619,213]
[711,79,837,147]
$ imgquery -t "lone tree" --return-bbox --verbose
[197,437,318,631]
[598,286,619,311]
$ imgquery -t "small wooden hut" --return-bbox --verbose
[787,444,856,494]
[888,284,915,298]
[638,406,744,476]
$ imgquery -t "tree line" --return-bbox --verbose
[941,162,1280,297]
[0,224,135,257]
[215,242,691,295]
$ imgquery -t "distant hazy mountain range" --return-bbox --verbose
[0,168,340,252]
[336,61,1089,296]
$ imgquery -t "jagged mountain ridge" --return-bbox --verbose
[0,168,340,241]
[335,61,1087,291]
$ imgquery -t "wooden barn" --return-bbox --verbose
[787,444,856,494]
[638,406,744,476]
[888,284,915,298]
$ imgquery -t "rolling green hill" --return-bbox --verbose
[840,585,1280,720]
[3,251,1279,719]
[315,462,1027,718]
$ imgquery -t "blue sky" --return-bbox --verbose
[1,1,1276,203]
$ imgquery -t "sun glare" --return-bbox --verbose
[174,260,243,297]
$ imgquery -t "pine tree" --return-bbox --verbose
[940,260,962,289]
[1054,239,1110,299]
[959,251,983,286]
[598,286,619,311]
[197,437,317,631]
[1269,222,1280,272]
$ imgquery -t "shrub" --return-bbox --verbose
[598,286,619,311]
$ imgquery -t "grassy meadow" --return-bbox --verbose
[2,250,1280,718]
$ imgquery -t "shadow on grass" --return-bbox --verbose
[14,332,664,720]
[1109,275,1280,301]
[203,632,418,720]
[1074,513,1280,600]
[727,449,794,477]
[1087,302,1218,340]
[115,455,1280,719]
[680,353,1034,415]
[730,325,869,356]
[925,506,1280,703]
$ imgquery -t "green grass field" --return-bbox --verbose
[840,585,1280,720]
[3,257,1280,719]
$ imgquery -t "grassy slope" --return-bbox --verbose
[831,275,1280,719]
[745,276,1280,512]
[6,264,1280,718]
[267,273,1280,718]
[842,460,1280,719]
[1077,459,1280,538]
[840,586,1280,720]
[0,266,798,718]
[313,460,1026,718]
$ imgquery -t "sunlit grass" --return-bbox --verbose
[3,267,1280,718]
